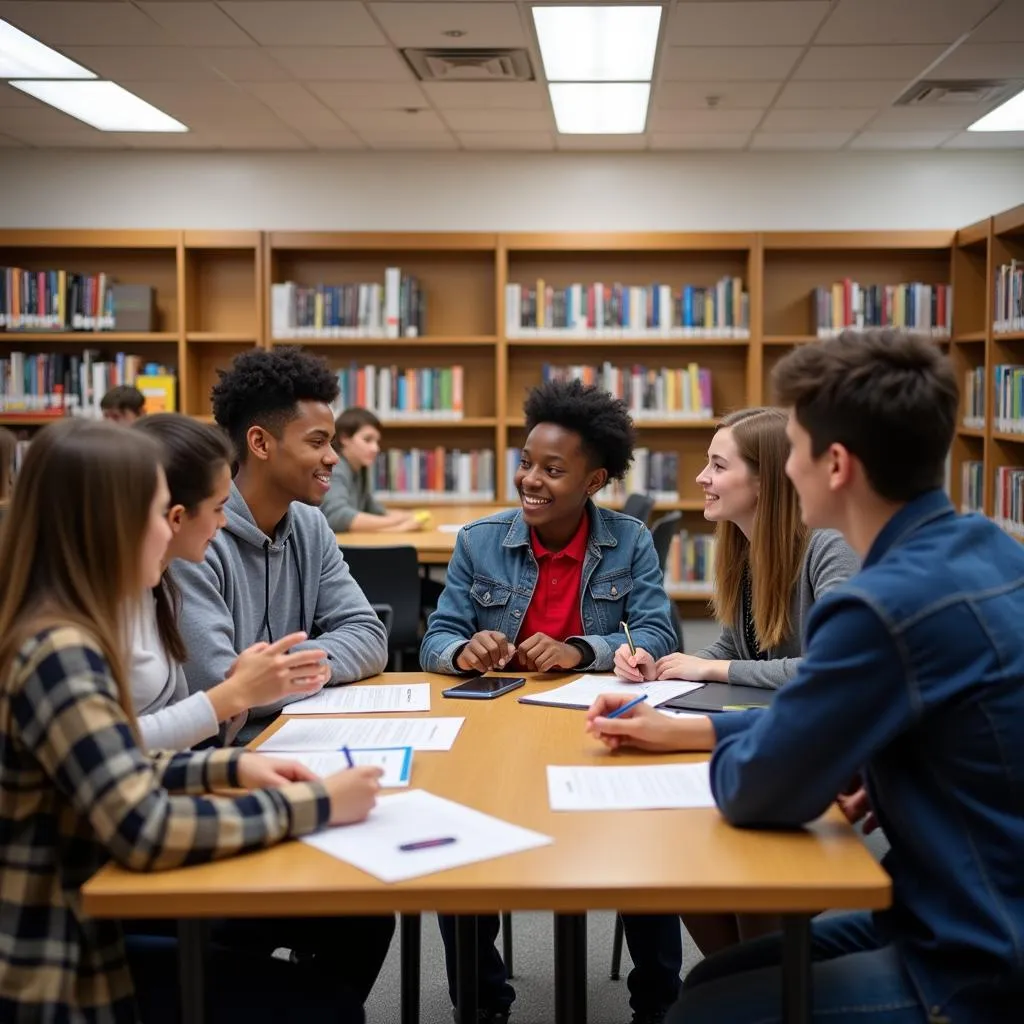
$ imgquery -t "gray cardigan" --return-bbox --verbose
[696,528,860,689]
[320,456,388,532]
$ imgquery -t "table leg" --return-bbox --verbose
[176,920,208,1024]
[553,913,587,1024]
[455,915,479,1023]
[400,914,421,1024]
[782,913,812,1024]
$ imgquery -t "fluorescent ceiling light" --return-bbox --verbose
[533,5,662,82]
[10,80,188,132]
[968,87,1024,132]
[549,82,650,134]
[0,19,94,79]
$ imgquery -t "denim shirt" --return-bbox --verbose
[420,503,678,675]
[710,490,1024,1019]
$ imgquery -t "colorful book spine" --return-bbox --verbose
[994,365,1024,434]
[332,364,465,420]
[663,531,716,593]
[994,466,1024,538]
[811,281,952,338]
[994,261,1023,334]
[372,447,494,501]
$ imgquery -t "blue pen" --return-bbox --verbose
[605,694,649,719]
[342,745,355,769]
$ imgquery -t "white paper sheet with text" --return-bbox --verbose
[519,673,702,710]
[547,763,716,811]
[302,790,554,882]
[264,747,413,787]
[284,683,431,715]
[258,717,465,753]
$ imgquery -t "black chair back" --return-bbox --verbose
[649,511,683,571]
[622,492,656,524]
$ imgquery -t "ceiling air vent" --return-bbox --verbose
[895,80,1013,107]
[403,48,535,83]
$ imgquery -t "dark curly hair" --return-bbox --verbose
[523,378,636,480]
[211,348,339,463]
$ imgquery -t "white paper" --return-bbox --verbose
[547,763,716,811]
[284,683,431,715]
[519,673,702,710]
[302,789,553,882]
[264,747,413,787]
[437,523,465,534]
[259,717,465,753]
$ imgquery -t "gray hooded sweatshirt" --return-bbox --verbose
[172,483,388,725]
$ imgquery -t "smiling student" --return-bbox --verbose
[421,377,677,1024]
[589,329,1024,1024]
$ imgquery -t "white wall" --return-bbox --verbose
[0,149,1022,231]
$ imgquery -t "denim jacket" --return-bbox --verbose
[420,503,678,675]
[710,490,1024,1019]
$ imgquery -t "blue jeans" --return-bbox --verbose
[667,912,927,1024]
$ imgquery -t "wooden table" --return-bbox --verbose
[335,504,509,565]
[82,672,891,1024]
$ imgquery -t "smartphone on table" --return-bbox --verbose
[441,675,526,700]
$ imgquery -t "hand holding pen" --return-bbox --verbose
[613,620,656,682]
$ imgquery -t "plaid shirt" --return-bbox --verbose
[0,625,329,1023]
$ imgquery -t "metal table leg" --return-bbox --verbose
[553,913,587,1024]
[455,915,479,1023]
[782,914,812,1024]
[177,920,208,1024]
[400,913,421,1024]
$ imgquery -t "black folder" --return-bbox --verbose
[659,682,773,713]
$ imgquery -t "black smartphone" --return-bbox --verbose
[441,675,527,700]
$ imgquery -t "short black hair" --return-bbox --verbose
[211,348,339,463]
[523,378,636,480]
[100,384,145,414]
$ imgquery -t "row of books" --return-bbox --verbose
[664,531,715,592]
[961,461,983,515]
[811,281,952,338]
[994,261,1023,334]
[963,367,985,429]
[0,350,175,415]
[539,362,713,421]
[0,267,118,332]
[505,278,750,338]
[333,364,465,420]
[994,466,1024,539]
[270,272,425,339]
[994,364,1024,434]
[371,447,495,501]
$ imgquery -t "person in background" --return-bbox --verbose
[100,383,146,423]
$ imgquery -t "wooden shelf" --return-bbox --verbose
[271,335,498,347]
[0,413,66,425]
[763,335,818,346]
[186,331,257,344]
[992,431,1024,444]
[993,330,1024,341]
[666,588,714,601]
[506,335,749,348]
[0,331,177,344]
[957,425,986,438]
[378,417,496,428]
[952,330,987,343]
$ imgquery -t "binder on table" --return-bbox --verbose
[659,682,773,713]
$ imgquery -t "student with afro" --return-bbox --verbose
[421,377,678,1024]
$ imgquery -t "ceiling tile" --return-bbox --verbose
[212,131,310,150]
[817,0,999,45]
[0,133,24,147]
[556,134,649,151]
[650,132,751,150]
[441,109,551,132]
[368,2,527,48]
[666,2,830,47]
[931,43,1024,79]
[793,45,945,79]
[969,2,1024,42]
[662,47,803,81]
[422,81,547,110]
[458,132,554,150]
[655,81,781,110]
[240,82,348,131]
[866,106,983,131]
[201,48,294,82]
[340,108,447,131]
[122,132,222,150]
[0,84,39,107]
[267,47,412,81]
[359,131,458,150]
[648,108,764,132]
[61,46,218,82]
[775,80,909,108]
[9,132,128,149]
[298,129,366,150]
[0,2,169,45]
[0,103,87,133]
[307,81,429,111]
[760,108,876,132]
[217,2,387,47]
[126,81,291,131]
[850,130,958,149]
[138,2,256,47]
[749,131,854,149]
[942,130,1024,148]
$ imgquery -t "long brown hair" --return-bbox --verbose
[0,425,15,502]
[711,407,808,650]
[0,420,164,721]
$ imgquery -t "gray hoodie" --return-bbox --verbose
[172,483,388,724]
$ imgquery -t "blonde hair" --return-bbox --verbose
[711,407,809,651]
[0,420,164,724]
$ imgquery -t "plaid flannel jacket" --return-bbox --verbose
[0,625,330,1023]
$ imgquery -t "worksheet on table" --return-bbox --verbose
[283,684,430,715]
[546,763,716,811]
[264,747,413,787]
[519,673,702,710]
[258,716,465,752]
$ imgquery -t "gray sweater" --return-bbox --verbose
[320,457,387,532]
[697,528,860,689]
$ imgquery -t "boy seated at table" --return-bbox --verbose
[421,377,678,1024]
[100,383,146,423]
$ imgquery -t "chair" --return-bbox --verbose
[622,492,656,524]
[340,545,422,671]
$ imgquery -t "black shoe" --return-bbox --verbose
[629,1011,668,1024]
[452,1009,511,1024]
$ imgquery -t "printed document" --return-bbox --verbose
[284,683,430,715]
[519,673,701,710]
[259,716,464,752]
[547,763,715,811]
[265,747,413,787]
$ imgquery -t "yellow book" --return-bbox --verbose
[136,374,177,414]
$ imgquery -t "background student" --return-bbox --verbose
[100,382,146,423]
[421,378,678,1024]
[589,329,1024,1024]
[171,348,388,739]
[132,413,331,750]
[321,406,426,533]
[0,419,387,1023]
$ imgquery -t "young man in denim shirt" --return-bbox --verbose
[589,329,1024,1023]
[422,378,678,1023]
